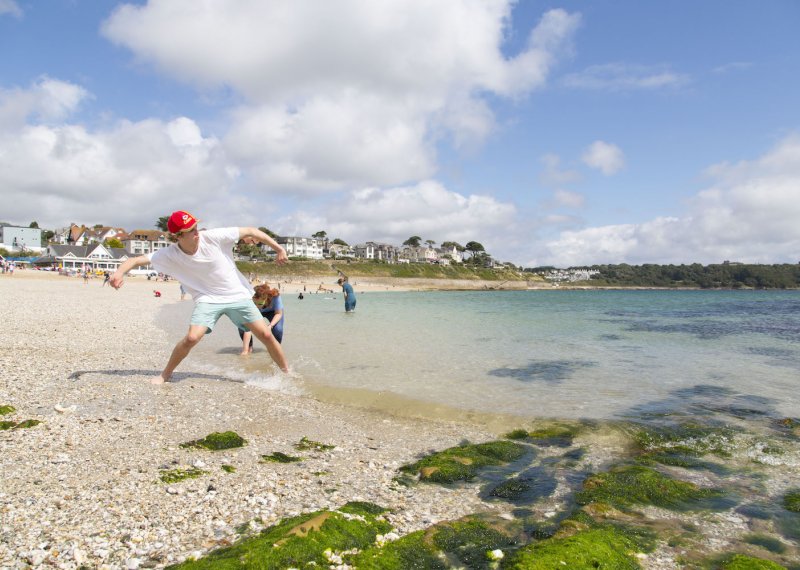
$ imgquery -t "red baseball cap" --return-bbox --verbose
[167,210,198,234]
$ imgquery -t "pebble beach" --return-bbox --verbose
[0,272,498,568]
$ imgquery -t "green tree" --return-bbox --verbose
[29,221,39,229]
[425,239,436,248]
[104,237,124,249]
[465,241,485,258]
[312,230,327,238]
[332,238,349,246]
[156,216,169,231]
[41,229,55,242]
[259,227,279,239]
[441,241,464,251]
[403,236,422,247]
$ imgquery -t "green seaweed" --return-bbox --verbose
[783,490,800,513]
[221,464,236,473]
[504,428,529,440]
[348,529,445,569]
[180,431,247,451]
[339,501,388,516]
[575,464,725,511]
[10,419,41,429]
[349,518,515,570]
[0,420,16,430]
[293,436,335,452]
[715,553,787,569]
[526,422,582,446]
[490,479,532,500]
[159,467,208,484]
[505,526,648,569]
[742,533,787,554]
[0,404,15,415]
[432,519,517,569]
[399,440,526,484]
[632,422,736,458]
[261,452,303,463]
[166,502,392,569]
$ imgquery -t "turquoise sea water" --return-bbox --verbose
[160,289,800,423]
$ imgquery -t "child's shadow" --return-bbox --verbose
[68,369,242,383]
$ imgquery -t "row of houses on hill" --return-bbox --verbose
[3,221,490,271]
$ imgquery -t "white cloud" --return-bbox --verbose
[0,0,22,18]
[102,1,580,192]
[272,180,517,250]
[531,135,800,266]
[0,106,240,230]
[562,63,689,91]
[0,77,91,129]
[582,140,625,175]
[539,153,581,187]
[553,189,585,208]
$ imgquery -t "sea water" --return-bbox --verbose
[157,289,800,423]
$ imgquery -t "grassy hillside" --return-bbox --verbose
[236,259,530,281]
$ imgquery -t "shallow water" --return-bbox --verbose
[157,289,800,423]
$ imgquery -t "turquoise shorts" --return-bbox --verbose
[190,300,262,333]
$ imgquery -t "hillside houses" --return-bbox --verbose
[13,219,497,270]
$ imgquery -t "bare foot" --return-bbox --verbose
[239,350,251,356]
[149,375,168,385]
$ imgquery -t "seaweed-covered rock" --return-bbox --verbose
[0,404,15,415]
[294,436,335,452]
[180,431,247,451]
[159,467,207,484]
[505,526,648,569]
[167,502,391,569]
[715,553,787,569]
[399,440,526,484]
[575,464,724,511]
[350,517,515,570]
[783,489,800,513]
[261,452,302,463]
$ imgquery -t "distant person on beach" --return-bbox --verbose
[109,210,290,383]
[239,284,284,355]
[102,271,110,287]
[179,283,187,300]
[337,277,356,312]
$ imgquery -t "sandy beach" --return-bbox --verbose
[0,271,499,568]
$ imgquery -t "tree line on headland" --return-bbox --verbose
[526,263,800,289]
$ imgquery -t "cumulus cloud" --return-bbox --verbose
[0,77,91,129]
[0,0,22,18]
[272,180,517,251]
[102,1,580,192]
[562,63,688,91]
[582,140,625,175]
[532,135,800,266]
[0,81,240,229]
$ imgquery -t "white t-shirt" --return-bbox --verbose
[147,228,254,303]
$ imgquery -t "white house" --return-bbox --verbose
[122,230,170,255]
[34,244,130,271]
[277,236,325,259]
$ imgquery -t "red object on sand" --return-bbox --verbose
[153,290,162,297]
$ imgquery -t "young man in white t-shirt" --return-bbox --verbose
[110,210,289,384]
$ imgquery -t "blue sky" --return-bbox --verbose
[1,0,798,266]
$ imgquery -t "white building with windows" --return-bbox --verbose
[122,230,170,255]
[276,236,325,259]
[33,244,130,271]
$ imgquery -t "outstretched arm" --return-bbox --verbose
[109,255,151,289]
[239,227,288,265]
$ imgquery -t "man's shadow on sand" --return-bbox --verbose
[68,369,243,383]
